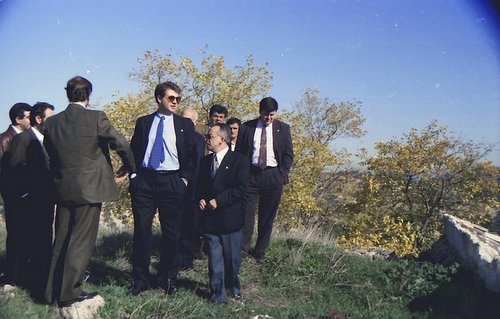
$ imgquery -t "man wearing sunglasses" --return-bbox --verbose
[128,81,197,296]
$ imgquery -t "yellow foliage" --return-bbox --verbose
[127,47,272,124]
[339,214,421,256]
[103,47,272,225]
[278,90,365,229]
[341,121,500,255]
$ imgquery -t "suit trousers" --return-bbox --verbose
[44,203,101,303]
[205,230,242,304]
[242,166,283,257]
[179,199,202,267]
[19,195,54,298]
[3,195,28,286]
[130,171,186,287]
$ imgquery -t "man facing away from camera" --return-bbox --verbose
[43,76,136,307]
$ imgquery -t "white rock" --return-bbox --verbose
[58,295,105,319]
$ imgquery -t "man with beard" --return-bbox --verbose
[7,102,55,299]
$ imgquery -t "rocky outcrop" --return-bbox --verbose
[443,214,500,293]
[0,284,16,298]
[58,295,105,319]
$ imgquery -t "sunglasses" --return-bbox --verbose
[165,95,182,103]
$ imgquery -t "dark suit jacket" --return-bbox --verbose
[196,150,250,234]
[43,104,136,206]
[237,118,294,184]
[130,112,197,182]
[8,128,54,201]
[185,131,206,200]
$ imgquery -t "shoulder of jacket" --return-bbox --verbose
[3,126,17,136]
[45,112,61,124]
[275,119,290,128]
[243,119,258,126]
[134,113,153,124]
[174,113,189,123]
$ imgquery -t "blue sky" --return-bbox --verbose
[1,0,499,164]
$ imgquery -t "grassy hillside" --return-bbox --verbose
[0,224,499,318]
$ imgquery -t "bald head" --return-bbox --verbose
[180,107,198,124]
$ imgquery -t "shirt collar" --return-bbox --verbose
[11,125,22,134]
[157,111,173,118]
[73,102,87,108]
[31,127,44,143]
[215,145,230,163]
[257,119,273,130]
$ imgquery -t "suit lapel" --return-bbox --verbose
[272,120,280,156]
[173,114,185,150]
[26,129,50,170]
[247,120,257,146]
[30,128,48,160]
[213,150,233,182]
[141,113,155,155]
[143,114,155,137]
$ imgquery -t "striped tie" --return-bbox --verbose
[258,127,267,169]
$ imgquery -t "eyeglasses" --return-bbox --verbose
[165,95,181,103]
[205,134,220,140]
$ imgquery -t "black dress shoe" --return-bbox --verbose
[249,249,264,261]
[233,292,242,300]
[127,283,149,296]
[58,291,98,307]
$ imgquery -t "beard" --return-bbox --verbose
[37,122,46,134]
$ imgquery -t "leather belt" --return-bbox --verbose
[139,169,179,175]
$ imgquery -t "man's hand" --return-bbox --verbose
[115,166,129,184]
[199,199,207,211]
[207,199,217,210]
[115,175,127,184]
[199,198,217,211]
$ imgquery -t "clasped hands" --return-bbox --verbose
[199,198,217,211]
